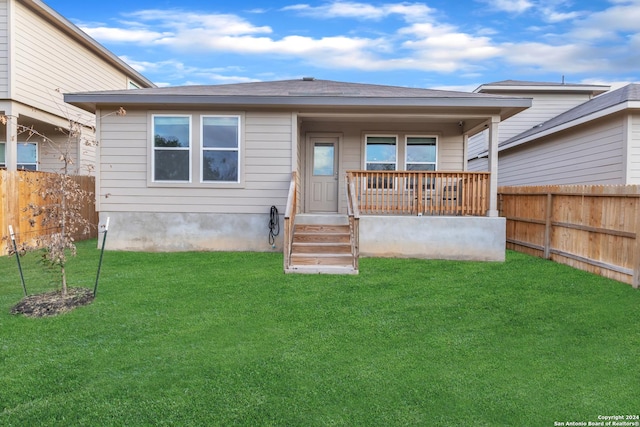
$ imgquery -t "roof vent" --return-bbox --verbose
[302,76,315,81]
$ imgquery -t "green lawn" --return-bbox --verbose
[1,240,638,426]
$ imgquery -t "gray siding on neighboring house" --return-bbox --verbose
[627,113,640,184]
[467,156,488,172]
[97,109,292,215]
[12,1,131,122]
[497,115,625,186]
[498,93,594,142]
[0,1,8,99]
[468,93,595,161]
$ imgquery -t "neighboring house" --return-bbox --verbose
[468,80,609,174]
[0,0,154,174]
[473,83,640,186]
[65,78,531,272]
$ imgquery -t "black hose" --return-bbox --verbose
[268,206,280,247]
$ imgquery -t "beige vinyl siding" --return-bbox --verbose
[302,121,464,212]
[0,1,8,98]
[98,110,292,214]
[627,113,640,184]
[11,2,131,122]
[498,116,625,186]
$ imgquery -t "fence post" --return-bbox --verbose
[0,171,6,255]
[1,171,19,256]
[544,192,553,259]
[633,197,640,289]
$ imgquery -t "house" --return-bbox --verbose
[65,78,532,273]
[0,0,154,174]
[467,80,640,186]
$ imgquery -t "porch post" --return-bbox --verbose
[487,116,500,217]
[4,104,17,171]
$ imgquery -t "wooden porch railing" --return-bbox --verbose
[345,173,360,270]
[346,170,490,216]
[283,171,297,269]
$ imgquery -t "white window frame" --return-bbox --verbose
[364,134,398,189]
[0,142,38,170]
[200,115,241,184]
[405,135,437,171]
[364,134,398,171]
[151,114,192,183]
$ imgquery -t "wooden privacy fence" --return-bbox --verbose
[499,185,640,288]
[0,170,98,256]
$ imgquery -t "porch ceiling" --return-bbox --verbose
[297,112,490,134]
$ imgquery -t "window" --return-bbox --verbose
[365,136,397,171]
[202,116,240,182]
[365,135,397,188]
[0,142,38,170]
[406,136,436,171]
[313,143,335,176]
[153,115,191,182]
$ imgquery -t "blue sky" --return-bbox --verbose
[45,0,639,91]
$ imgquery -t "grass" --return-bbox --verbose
[0,240,639,426]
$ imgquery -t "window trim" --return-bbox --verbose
[151,114,193,183]
[364,134,398,171]
[405,135,438,171]
[200,115,241,184]
[0,142,38,170]
[147,112,246,188]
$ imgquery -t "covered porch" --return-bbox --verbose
[284,169,505,274]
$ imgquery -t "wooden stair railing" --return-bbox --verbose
[283,171,297,270]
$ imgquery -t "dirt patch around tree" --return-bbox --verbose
[10,287,94,318]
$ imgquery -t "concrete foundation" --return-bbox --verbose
[359,215,506,261]
[98,212,284,252]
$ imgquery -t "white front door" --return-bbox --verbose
[307,137,339,212]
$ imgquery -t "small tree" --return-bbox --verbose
[2,107,125,296]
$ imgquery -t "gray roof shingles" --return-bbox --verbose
[71,79,513,98]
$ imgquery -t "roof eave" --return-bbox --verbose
[64,93,532,114]
[475,84,610,96]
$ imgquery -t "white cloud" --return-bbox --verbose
[539,8,583,23]
[400,23,502,69]
[479,0,534,13]
[78,0,640,85]
[127,9,272,36]
[500,41,609,74]
[282,2,434,21]
[81,26,169,43]
[567,0,640,40]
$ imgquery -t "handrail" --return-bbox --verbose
[347,170,489,216]
[345,172,360,270]
[283,171,297,269]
